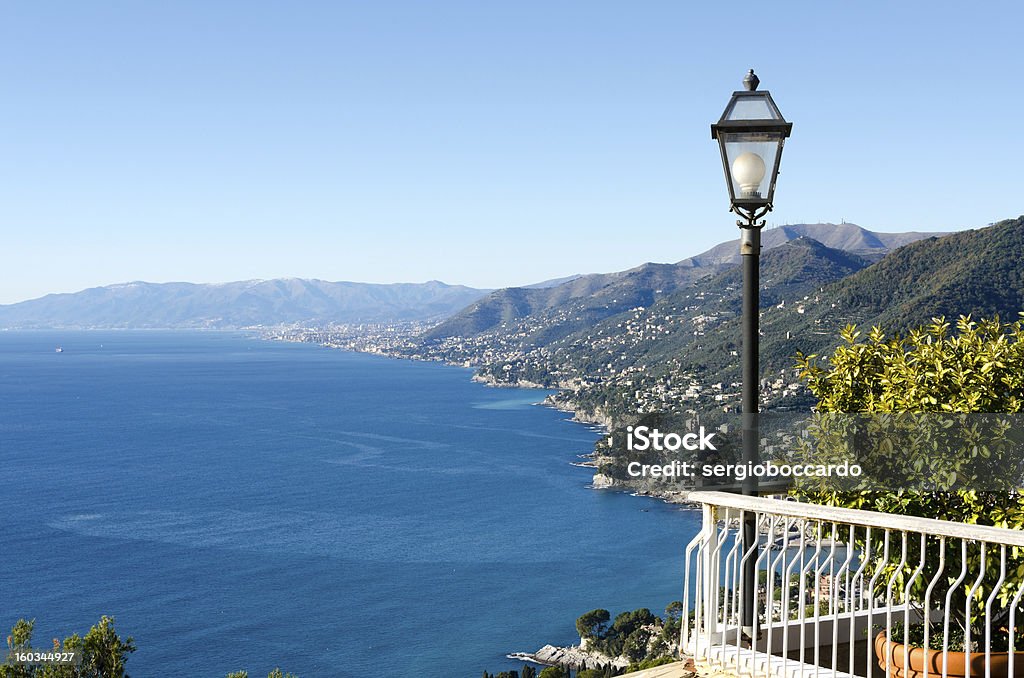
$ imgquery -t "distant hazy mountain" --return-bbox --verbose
[0,279,492,329]
[685,222,944,266]
[426,223,942,341]
[522,274,584,289]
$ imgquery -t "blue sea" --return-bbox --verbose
[0,331,700,677]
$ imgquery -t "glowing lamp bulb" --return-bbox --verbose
[732,152,766,197]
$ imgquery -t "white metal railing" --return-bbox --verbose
[681,491,1024,678]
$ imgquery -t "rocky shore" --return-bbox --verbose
[542,394,615,429]
[507,644,629,671]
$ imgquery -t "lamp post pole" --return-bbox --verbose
[710,69,792,638]
[740,213,764,497]
[739,207,767,636]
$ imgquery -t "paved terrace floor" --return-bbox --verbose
[623,657,738,678]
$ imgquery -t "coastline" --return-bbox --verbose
[507,644,630,672]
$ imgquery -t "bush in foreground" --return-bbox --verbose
[2,617,135,678]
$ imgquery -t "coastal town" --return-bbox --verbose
[265,285,819,426]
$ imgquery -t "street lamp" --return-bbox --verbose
[711,69,792,223]
[711,68,792,636]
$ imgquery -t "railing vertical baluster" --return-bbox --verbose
[832,524,855,673]
[762,515,781,678]
[942,540,969,678]
[736,511,761,673]
[1008,565,1024,678]
[723,508,745,654]
[827,523,838,616]
[814,522,838,678]
[801,521,823,674]
[884,531,908,678]
[681,509,708,652]
[922,536,947,678]
[850,526,872,678]
[696,501,720,662]
[771,516,795,677]
[715,507,730,664]
[901,532,927,678]
[965,543,988,678]
[694,529,703,660]
[716,507,730,660]
[782,517,805,669]
[868,530,891,678]
[843,523,854,613]
[817,522,834,674]
[749,512,770,677]
[716,508,737,660]
[713,507,726,658]
[734,514,746,648]
[681,542,691,651]
[983,545,1007,678]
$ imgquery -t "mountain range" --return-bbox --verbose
[425,222,942,342]
[685,222,941,267]
[0,222,940,332]
[0,279,491,329]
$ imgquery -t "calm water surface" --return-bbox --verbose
[0,331,699,677]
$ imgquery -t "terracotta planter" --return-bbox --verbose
[875,632,1024,678]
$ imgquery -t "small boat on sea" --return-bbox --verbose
[55,346,64,353]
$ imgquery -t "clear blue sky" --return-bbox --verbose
[2,1,1021,304]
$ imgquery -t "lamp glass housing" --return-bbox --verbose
[718,131,784,205]
[711,87,792,211]
[722,96,782,122]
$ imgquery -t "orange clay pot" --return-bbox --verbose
[875,632,1024,678]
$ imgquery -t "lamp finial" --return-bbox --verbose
[743,69,759,91]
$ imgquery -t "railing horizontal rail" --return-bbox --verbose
[688,491,1024,547]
